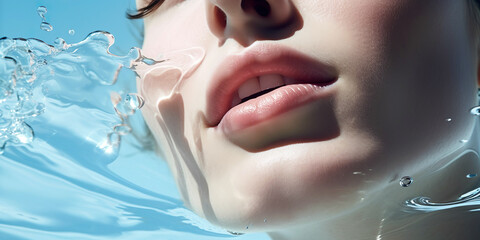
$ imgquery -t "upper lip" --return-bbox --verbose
[206,43,338,127]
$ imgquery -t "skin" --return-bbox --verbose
[137,0,480,239]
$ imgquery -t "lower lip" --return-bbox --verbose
[218,83,335,135]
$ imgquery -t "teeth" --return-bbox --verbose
[233,74,291,107]
[238,77,261,100]
[231,92,241,107]
[284,77,295,85]
[259,74,285,90]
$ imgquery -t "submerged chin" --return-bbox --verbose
[199,130,383,232]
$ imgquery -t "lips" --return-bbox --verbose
[206,44,337,134]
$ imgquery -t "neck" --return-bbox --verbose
[268,121,480,240]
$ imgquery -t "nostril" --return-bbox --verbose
[241,0,271,17]
[214,6,227,29]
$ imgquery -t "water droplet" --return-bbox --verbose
[40,22,53,32]
[399,176,413,187]
[54,38,67,50]
[445,118,452,122]
[124,93,145,110]
[37,6,47,19]
[227,231,244,236]
[470,106,480,116]
[467,173,477,178]
[68,29,75,35]
[264,218,267,223]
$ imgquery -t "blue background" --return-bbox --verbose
[0,0,143,54]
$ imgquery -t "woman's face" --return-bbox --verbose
[138,0,479,232]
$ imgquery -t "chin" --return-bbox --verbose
[195,125,384,232]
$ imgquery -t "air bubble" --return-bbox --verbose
[124,93,145,110]
[399,176,413,187]
[68,29,75,35]
[467,173,477,178]
[445,118,452,122]
[460,139,468,143]
[470,106,480,116]
[113,93,144,117]
[40,22,53,32]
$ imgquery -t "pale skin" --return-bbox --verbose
[136,0,480,239]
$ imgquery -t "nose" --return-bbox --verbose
[205,0,303,46]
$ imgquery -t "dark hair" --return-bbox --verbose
[129,0,480,19]
[127,0,165,19]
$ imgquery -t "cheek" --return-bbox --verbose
[143,1,212,56]
[338,0,478,171]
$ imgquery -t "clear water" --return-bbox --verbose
[0,5,269,240]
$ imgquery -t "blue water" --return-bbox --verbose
[0,1,269,239]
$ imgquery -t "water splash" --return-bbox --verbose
[0,31,204,155]
[0,33,122,153]
[0,4,273,240]
[0,31,250,240]
[99,92,145,158]
[137,47,205,109]
[405,187,480,212]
